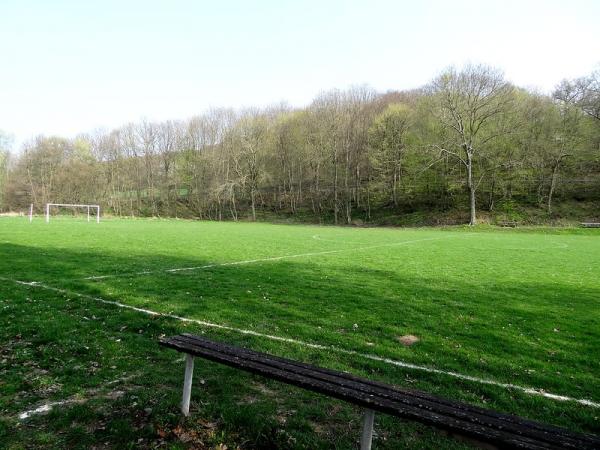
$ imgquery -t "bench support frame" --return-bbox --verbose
[360,409,375,450]
[177,353,377,446]
[182,354,194,416]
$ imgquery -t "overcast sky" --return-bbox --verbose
[1,0,599,149]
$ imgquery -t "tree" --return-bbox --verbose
[0,131,12,211]
[338,86,376,224]
[368,104,413,207]
[546,104,584,213]
[429,65,514,225]
[553,69,600,202]
[2,67,599,224]
[231,111,269,221]
[309,87,375,224]
[271,110,306,214]
[309,91,344,224]
[554,68,600,121]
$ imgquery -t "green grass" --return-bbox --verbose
[1,217,599,449]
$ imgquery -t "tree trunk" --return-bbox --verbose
[230,188,238,221]
[488,178,495,212]
[547,160,560,214]
[392,170,398,207]
[250,188,256,221]
[536,177,545,207]
[344,147,352,224]
[467,151,476,226]
[333,155,339,225]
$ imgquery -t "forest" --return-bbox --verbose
[1,64,599,226]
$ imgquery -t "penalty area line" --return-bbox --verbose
[3,275,599,409]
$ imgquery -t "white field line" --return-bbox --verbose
[18,398,81,420]
[77,235,452,281]
[4,276,599,409]
[311,235,371,245]
[17,374,138,420]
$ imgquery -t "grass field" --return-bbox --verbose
[1,217,599,449]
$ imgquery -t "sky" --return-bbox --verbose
[1,0,599,150]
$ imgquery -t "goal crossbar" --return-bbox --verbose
[45,203,100,223]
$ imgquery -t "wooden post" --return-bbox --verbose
[181,354,194,416]
[360,409,375,450]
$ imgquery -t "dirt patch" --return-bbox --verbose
[397,335,419,347]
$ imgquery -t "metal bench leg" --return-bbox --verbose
[181,354,194,416]
[360,409,375,450]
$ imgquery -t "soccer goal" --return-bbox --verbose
[45,203,101,223]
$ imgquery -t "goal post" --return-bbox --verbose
[45,203,101,223]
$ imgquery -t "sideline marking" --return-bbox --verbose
[75,235,452,281]
[3,276,599,409]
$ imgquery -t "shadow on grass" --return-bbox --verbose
[1,242,599,448]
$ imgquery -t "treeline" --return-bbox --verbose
[1,65,599,225]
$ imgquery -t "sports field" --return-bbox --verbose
[1,217,599,449]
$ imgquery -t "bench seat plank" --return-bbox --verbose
[160,334,600,450]
[173,335,585,438]
[168,334,589,448]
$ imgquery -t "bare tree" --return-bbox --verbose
[554,68,600,121]
[231,111,269,221]
[429,64,514,225]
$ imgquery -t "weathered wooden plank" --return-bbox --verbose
[160,335,600,449]
[166,335,600,448]
[168,336,562,446]
[161,337,555,449]
[171,334,598,447]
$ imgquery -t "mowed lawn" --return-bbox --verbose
[0,217,599,449]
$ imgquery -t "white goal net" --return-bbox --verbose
[45,203,101,223]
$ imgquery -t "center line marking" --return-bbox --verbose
[73,235,455,281]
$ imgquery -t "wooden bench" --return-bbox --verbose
[580,223,600,228]
[159,334,600,449]
[498,221,518,228]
